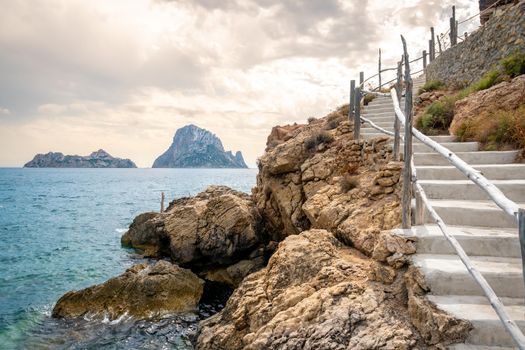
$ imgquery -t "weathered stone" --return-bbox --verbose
[450,74,525,135]
[197,230,418,350]
[52,261,204,320]
[426,2,525,87]
[122,186,263,267]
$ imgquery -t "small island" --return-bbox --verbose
[152,124,248,168]
[24,149,137,168]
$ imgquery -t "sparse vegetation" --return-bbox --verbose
[418,80,444,95]
[304,131,334,152]
[500,52,525,78]
[363,94,376,106]
[455,106,525,150]
[307,117,317,124]
[416,53,525,134]
[325,119,340,130]
[340,175,359,193]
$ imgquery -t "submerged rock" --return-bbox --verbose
[52,261,204,320]
[121,186,264,268]
[197,230,418,349]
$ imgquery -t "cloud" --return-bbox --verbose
[0,0,479,167]
[0,107,10,115]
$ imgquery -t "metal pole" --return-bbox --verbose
[353,87,361,140]
[349,80,355,123]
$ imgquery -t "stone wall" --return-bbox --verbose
[426,1,525,88]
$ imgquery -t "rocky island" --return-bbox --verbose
[152,124,248,168]
[24,149,137,168]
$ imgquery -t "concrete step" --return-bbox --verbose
[363,111,396,117]
[362,132,393,139]
[414,150,518,166]
[361,116,396,123]
[448,345,515,350]
[426,199,520,228]
[416,164,525,180]
[412,254,524,298]
[398,142,479,153]
[392,225,520,258]
[419,179,525,202]
[428,295,525,347]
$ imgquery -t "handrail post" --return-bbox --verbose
[450,6,457,46]
[428,40,433,63]
[430,27,436,60]
[422,50,427,69]
[378,48,382,91]
[349,80,355,123]
[160,192,165,212]
[393,61,402,161]
[401,36,413,229]
[353,87,361,140]
[359,71,364,87]
[518,208,525,304]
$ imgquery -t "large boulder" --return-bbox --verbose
[52,261,204,320]
[197,230,418,350]
[122,186,263,267]
[450,74,525,135]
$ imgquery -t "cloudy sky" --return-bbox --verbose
[0,0,479,167]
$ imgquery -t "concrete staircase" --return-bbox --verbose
[361,76,525,348]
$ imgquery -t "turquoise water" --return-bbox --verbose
[0,168,257,349]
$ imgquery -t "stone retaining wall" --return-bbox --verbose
[426,1,525,88]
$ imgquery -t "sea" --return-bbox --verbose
[0,168,257,349]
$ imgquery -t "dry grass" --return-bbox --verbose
[340,175,359,193]
[455,105,525,150]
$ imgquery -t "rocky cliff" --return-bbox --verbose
[52,106,466,348]
[24,149,137,168]
[152,125,248,168]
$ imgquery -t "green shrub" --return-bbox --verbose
[417,96,456,132]
[470,69,501,92]
[340,175,359,193]
[500,52,525,78]
[418,80,444,95]
[363,94,376,106]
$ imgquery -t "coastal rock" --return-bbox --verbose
[24,149,137,168]
[52,260,204,320]
[197,230,418,350]
[266,123,304,148]
[122,186,263,267]
[152,124,247,168]
[450,74,525,135]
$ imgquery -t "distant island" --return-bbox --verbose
[152,124,248,168]
[24,149,137,168]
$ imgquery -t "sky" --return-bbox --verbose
[0,0,480,168]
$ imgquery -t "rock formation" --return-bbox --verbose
[450,74,525,134]
[152,124,248,168]
[121,186,266,270]
[24,149,137,168]
[197,230,419,350]
[52,261,204,320]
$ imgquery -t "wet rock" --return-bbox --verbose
[52,261,204,320]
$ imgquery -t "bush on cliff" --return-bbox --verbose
[304,131,334,152]
[418,80,444,95]
[456,105,525,150]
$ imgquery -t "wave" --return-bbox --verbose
[115,228,127,234]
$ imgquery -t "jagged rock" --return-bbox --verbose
[122,186,263,267]
[450,74,525,135]
[266,123,304,148]
[52,261,204,320]
[152,124,247,168]
[197,230,418,350]
[24,149,136,168]
[405,266,472,345]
